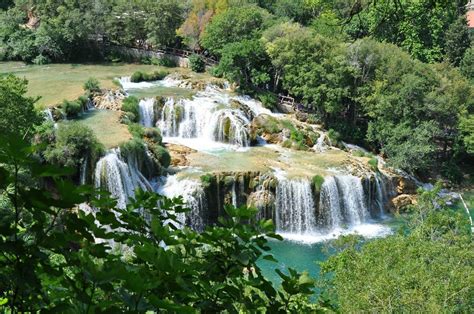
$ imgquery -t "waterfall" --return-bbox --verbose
[94,149,152,209]
[43,108,54,122]
[318,175,371,231]
[157,175,207,231]
[139,98,155,127]
[275,178,317,234]
[158,97,251,147]
[80,156,88,185]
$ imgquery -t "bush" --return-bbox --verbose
[312,175,325,192]
[43,122,104,169]
[257,91,277,109]
[121,96,139,121]
[144,127,162,144]
[120,112,136,125]
[200,173,215,188]
[368,157,379,172]
[189,54,205,72]
[328,128,341,144]
[128,123,145,138]
[83,77,100,93]
[62,100,82,118]
[130,70,168,83]
[157,55,177,67]
[32,54,51,65]
[149,144,171,168]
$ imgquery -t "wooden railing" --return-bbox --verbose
[278,94,308,112]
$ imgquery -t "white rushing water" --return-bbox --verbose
[138,98,155,127]
[156,175,207,231]
[274,173,391,244]
[275,178,317,235]
[94,149,152,209]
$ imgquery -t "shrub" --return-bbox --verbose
[368,157,379,172]
[43,122,104,169]
[257,91,277,109]
[144,127,162,144]
[83,77,100,93]
[121,96,139,121]
[200,173,214,188]
[328,128,341,144]
[32,54,51,65]
[130,70,168,83]
[120,112,136,125]
[128,123,145,138]
[312,175,325,192]
[189,54,205,72]
[157,55,177,67]
[62,100,82,118]
[149,144,171,168]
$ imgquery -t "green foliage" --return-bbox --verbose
[460,46,474,83]
[83,77,100,93]
[0,74,40,138]
[128,123,145,138]
[156,55,178,67]
[0,135,321,312]
[189,53,206,72]
[216,39,271,89]
[320,185,473,313]
[444,16,471,66]
[149,143,171,169]
[143,127,163,145]
[121,96,140,122]
[200,173,214,188]
[368,157,378,172]
[312,175,324,192]
[257,91,278,109]
[201,5,267,55]
[42,122,104,170]
[130,70,168,83]
[61,99,82,118]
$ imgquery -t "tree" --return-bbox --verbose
[445,16,471,66]
[460,46,474,82]
[215,39,272,89]
[144,0,185,47]
[320,185,473,312]
[200,5,267,55]
[0,75,40,138]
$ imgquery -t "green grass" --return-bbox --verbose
[0,62,183,107]
[70,110,131,149]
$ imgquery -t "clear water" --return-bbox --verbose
[257,239,329,285]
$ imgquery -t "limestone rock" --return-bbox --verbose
[396,177,418,194]
[92,89,126,111]
[391,194,417,212]
[166,143,196,167]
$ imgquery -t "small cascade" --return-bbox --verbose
[138,98,155,127]
[313,132,330,153]
[80,156,88,185]
[43,108,54,122]
[275,178,317,234]
[157,91,263,147]
[94,149,152,209]
[318,175,371,231]
[157,176,207,231]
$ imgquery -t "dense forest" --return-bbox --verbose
[1,0,473,312]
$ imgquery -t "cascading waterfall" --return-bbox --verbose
[157,176,207,231]
[275,178,317,234]
[158,96,252,146]
[138,98,156,127]
[318,175,371,231]
[94,149,152,209]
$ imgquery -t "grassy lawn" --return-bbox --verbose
[69,110,131,149]
[0,62,187,107]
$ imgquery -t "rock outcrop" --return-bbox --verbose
[92,89,126,111]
